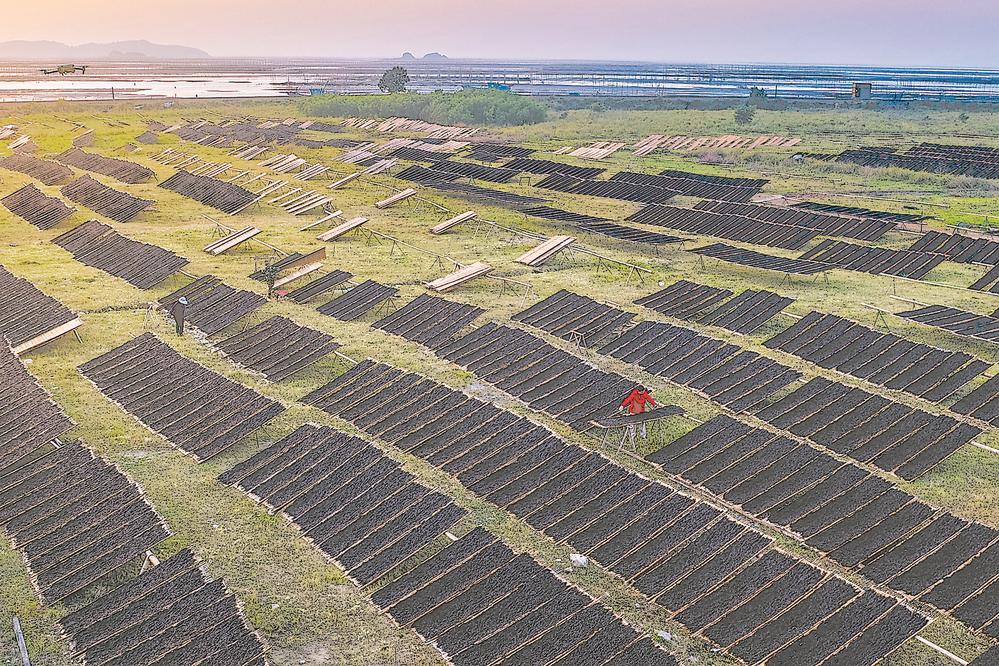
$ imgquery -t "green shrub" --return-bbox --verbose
[734,104,756,125]
[301,89,548,127]
[378,67,410,93]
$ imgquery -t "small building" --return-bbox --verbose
[853,82,873,99]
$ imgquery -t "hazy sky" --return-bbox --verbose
[4,0,999,67]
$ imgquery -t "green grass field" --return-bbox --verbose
[0,98,997,665]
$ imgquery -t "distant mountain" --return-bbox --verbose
[398,52,448,61]
[0,40,210,60]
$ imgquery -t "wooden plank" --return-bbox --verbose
[375,188,417,209]
[13,616,29,666]
[329,172,361,190]
[203,226,261,255]
[300,210,343,231]
[363,159,397,175]
[274,262,323,289]
[426,262,493,292]
[279,191,318,209]
[431,211,476,235]
[274,157,307,173]
[268,188,302,204]
[515,235,576,267]
[317,216,368,241]
[289,198,333,216]
[284,247,327,271]
[282,192,326,213]
[11,317,84,355]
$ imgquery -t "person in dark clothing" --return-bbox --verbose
[168,296,188,335]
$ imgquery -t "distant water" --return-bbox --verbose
[2,59,998,102]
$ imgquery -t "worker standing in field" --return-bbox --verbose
[620,386,657,447]
[168,296,188,335]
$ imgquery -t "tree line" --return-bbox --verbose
[302,88,548,127]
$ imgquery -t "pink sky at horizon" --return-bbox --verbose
[2,0,998,67]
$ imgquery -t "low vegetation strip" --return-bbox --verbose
[302,89,548,127]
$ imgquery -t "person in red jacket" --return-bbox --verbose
[620,386,657,442]
[621,386,657,414]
